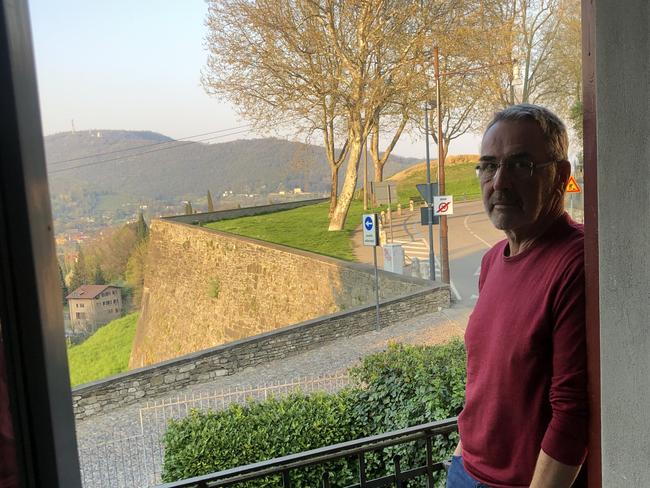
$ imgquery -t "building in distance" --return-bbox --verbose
[66,284,123,337]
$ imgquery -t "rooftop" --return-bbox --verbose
[66,284,119,300]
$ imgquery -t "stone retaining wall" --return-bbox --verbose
[130,218,435,367]
[72,285,449,420]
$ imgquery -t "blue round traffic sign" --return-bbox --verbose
[364,216,373,230]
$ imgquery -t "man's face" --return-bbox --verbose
[479,120,559,233]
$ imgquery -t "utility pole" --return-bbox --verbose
[434,47,450,284]
[363,137,369,211]
[424,102,436,281]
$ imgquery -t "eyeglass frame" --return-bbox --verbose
[475,158,559,181]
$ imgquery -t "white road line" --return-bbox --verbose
[463,215,493,248]
[474,266,481,277]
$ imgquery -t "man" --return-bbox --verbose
[447,104,588,488]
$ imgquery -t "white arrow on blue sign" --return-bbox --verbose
[362,213,379,246]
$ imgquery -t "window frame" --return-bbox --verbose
[0,1,82,486]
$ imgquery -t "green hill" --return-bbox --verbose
[388,154,481,203]
[67,313,138,387]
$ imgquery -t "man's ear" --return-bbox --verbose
[556,160,572,190]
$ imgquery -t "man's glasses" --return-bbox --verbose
[475,159,557,181]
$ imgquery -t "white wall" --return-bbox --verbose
[596,1,650,485]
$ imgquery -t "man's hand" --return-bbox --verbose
[453,440,462,457]
[529,449,581,488]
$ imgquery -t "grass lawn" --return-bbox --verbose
[206,201,365,261]
[67,312,139,387]
[204,158,481,261]
[389,155,481,204]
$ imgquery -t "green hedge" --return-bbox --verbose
[162,340,466,486]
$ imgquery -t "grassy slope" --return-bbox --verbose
[388,154,481,204]
[207,201,365,261]
[67,312,138,387]
[206,157,481,261]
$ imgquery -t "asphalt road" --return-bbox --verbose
[359,200,505,308]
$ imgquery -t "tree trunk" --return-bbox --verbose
[328,166,339,219]
[328,136,362,231]
[373,161,383,183]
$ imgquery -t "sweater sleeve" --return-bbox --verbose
[541,251,588,465]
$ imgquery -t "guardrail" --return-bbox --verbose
[156,417,458,488]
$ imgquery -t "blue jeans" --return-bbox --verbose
[446,456,492,488]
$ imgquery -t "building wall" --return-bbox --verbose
[68,287,122,335]
[596,2,650,485]
[74,285,449,420]
[129,219,436,368]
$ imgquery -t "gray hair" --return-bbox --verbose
[485,104,569,161]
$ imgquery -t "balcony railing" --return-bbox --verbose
[157,417,457,488]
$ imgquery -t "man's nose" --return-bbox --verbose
[492,164,514,191]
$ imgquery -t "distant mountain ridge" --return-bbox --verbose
[45,130,421,236]
[45,130,420,199]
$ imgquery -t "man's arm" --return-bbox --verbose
[529,449,581,488]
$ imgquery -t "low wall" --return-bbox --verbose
[72,284,450,420]
[163,197,328,225]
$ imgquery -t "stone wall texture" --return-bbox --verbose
[73,285,449,420]
[129,218,437,367]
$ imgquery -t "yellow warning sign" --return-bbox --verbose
[566,175,581,193]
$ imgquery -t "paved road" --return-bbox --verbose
[354,200,505,308]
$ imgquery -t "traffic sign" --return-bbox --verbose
[433,195,454,216]
[566,175,581,193]
[362,213,379,246]
[420,207,440,226]
[371,181,397,205]
[416,183,438,204]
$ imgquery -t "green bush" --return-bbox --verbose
[162,390,362,486]
[349,340,466,485]
[162,340,466,486]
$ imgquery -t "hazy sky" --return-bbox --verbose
[28,0,480,158]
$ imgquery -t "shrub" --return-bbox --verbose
[162,340,466,486]
[162,390,362,486]
[349,340,466,485]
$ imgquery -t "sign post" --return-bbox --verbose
[416,182,438,281]
[363,214,381,331]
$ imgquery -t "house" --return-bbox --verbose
[66,284,123,335]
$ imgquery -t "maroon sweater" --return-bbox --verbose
[458,214,588,488]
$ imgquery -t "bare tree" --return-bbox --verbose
[481,0,581,115]
[203,0,450,230]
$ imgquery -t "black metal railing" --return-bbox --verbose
[157,417,457,488]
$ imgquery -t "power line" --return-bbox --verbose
[47,127,256,175]
[48,124,257,166]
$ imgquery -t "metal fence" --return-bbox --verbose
[78,372,351,488]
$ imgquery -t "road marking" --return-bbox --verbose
[474,266,481,277]
[463,215,493,248]
[470,294,479,300]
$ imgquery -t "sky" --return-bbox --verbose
[27,0,480,159]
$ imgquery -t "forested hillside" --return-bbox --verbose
[46,130,419,233]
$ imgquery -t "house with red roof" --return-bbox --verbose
[66,284,123,335]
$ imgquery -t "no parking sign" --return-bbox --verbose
[433,195,454,216]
